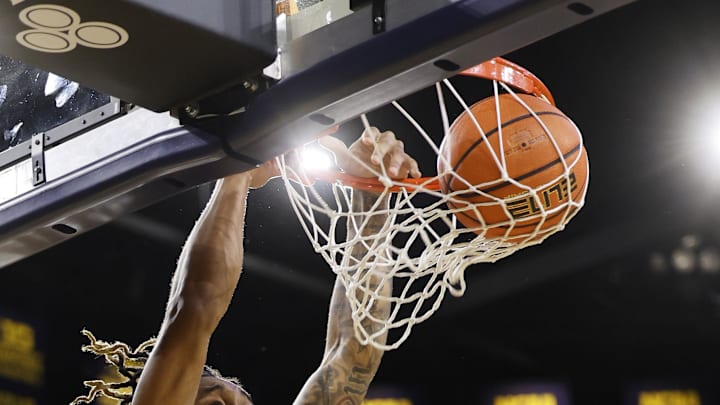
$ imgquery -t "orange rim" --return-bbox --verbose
[459,57,555,105]
[312,170,442,193]
[297,58,553,193]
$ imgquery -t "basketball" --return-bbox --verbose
[438,93,589,241]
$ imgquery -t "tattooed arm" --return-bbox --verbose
[294,128,420,405]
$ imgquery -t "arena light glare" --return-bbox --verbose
[300,145,334,172]
[651,233,720,275]
[705,122,720,158]
[648,251,667,273]
[692,105,720,168]
[699,248,720,273]
[671,248,695,274]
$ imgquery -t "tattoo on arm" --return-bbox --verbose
[296,190,392,405]
[345,366,373,395]
[296,362,376,405]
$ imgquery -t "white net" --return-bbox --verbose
[278,62,589,350]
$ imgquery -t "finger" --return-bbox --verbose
[396,163,411,179]
[387,145,407,178]
[392,155,421,179]
[409,158,422,178]
[376,130,398,147]
[371,132,400,165]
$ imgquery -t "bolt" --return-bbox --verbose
[374,16,383,25]
[184,105,199,118]
[243,80,259,92]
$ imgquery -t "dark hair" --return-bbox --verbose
[71,330,249,404]
[202,364,252,400]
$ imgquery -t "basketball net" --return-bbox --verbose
[277,58,588,350]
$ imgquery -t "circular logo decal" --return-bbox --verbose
[16,4,128,53]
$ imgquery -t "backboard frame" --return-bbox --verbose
[0,0,638,268]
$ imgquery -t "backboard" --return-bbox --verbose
[0,0,637,267]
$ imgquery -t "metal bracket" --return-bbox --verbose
[372,0,386,34]
[0,98,126,172]
[31,132,46,186]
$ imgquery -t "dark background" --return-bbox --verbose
[3,0,720,403]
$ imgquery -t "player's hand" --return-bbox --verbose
[248,154,315,188]
[249,126,420,187]
[249,125,341,188]
[248,158,281,189]
[320,127,421,179]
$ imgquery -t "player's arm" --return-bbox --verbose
[293,192,389,405]
[132,169,261,405]
[294,128,420,405]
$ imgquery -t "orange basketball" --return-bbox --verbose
[437,93,589,241]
